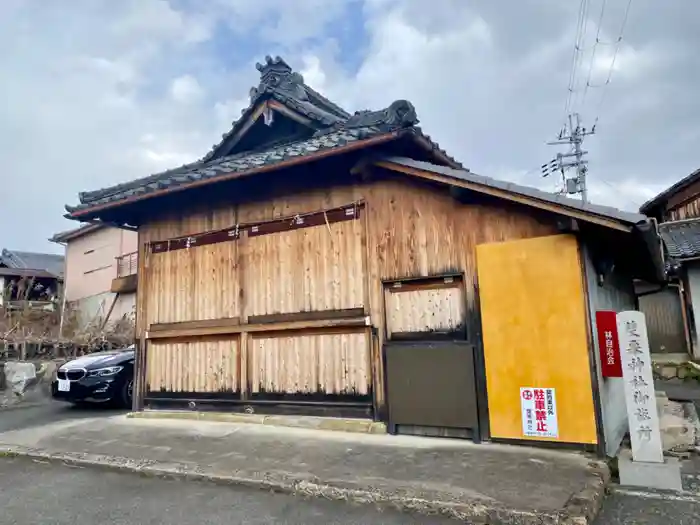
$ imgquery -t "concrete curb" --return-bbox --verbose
[127,410,388,435]
[559,460,611,525]
[0,444,609,524]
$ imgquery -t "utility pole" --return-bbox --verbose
[542,112,595,203]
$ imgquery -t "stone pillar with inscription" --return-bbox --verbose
[616,310,682,491]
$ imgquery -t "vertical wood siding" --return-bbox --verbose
[385,286,466,336]
[363,179,557,411]
[147,337,239,393]
[638,287,688,353]
[245,219,364,316]
[248,332,370,395]
[145,242,239,325]
[670,197,700,220]
[137,176,559,412]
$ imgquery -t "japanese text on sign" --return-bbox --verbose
[595,311,623,377]
[616,310,663,463]
[520,387,559,439]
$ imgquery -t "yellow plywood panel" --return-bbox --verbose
[476,234,597,444]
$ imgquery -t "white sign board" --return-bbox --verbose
[616,310,663,463]
[520,387,559,438]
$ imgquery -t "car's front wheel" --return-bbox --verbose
[121,378,134,409]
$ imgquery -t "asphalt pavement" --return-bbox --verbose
[3,402,700,524]
[0,456,455,525]
[595,488,700,525]
[0,401,125,433]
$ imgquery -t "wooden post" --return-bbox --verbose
[239,332,248,400]
[238,224,248,400]
[132,241,148,412]
[100,293,119,332]
[19,328,26,361]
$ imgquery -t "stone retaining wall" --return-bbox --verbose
[0,360,63,409]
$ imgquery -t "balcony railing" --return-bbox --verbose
[116,252,138,278]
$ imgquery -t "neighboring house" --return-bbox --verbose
[49,223,138,330]
[64,56,664,456]
[640,168,700,359]
[0,249,63,310]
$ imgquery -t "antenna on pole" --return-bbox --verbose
[543,112,595,202]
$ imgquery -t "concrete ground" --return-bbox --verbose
[4,404,700,523]
[595,487,700,524]
[0,413,606,524]
[0,400,126,433]
[0,455,455,525]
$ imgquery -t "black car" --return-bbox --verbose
[52,346,135,408]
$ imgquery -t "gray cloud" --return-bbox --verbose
[0,0,698,253]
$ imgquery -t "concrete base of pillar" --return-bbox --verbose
[618,448,683,492]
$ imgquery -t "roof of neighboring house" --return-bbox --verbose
[0,267,58,279]
[376,157,648,229]
[49,222,105,244]
[640,167,700,215]
[0,249,64,277]
[66,56,460,217]
[658,219,700,259]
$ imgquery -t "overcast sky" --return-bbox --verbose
[1,0,697,253]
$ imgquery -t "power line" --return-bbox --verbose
[592,0,633,127]
[569,0,592,113]
[580,0,607,108]
[563,0,590,118]
[597,179,640,209]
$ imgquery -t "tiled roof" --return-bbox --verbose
[640,168,700,214]
[199,56,351,164]
[49,222,104,243]
[68,125,401,213]
[380,157,648,226]
[0,249,64,277]
[66,55,446,216]
[658,219,700,258]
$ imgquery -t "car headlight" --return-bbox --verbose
[87,366,123,377]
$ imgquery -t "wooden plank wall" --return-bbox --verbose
[245,220,364,317]
[385,286,465,336]
[136,178,558,413]
[147,337,240,394]
[249,332,370,396]
[145,243,240,324]
[138,187,370,401]
[363,180,558,414]
[669,196,700,220]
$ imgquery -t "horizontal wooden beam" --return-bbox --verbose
[383,274,463,293]
[150,317,241,332]
[150,202,364,254]
[146,316,370,340]
[374,160,633,233]
[248,307,365,325]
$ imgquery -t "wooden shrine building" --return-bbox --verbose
[66,56,664,455]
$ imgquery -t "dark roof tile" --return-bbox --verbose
[0,249,64,277]
[67,122,413,213]
[67,57,464,216]
[658,219,700,258]
[640,168,700,214]
[380,157,647,226]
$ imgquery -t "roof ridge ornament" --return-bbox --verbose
[249,55,307,104]
[314,99,419,136]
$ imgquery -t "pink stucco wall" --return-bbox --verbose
[63,226,138,302]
